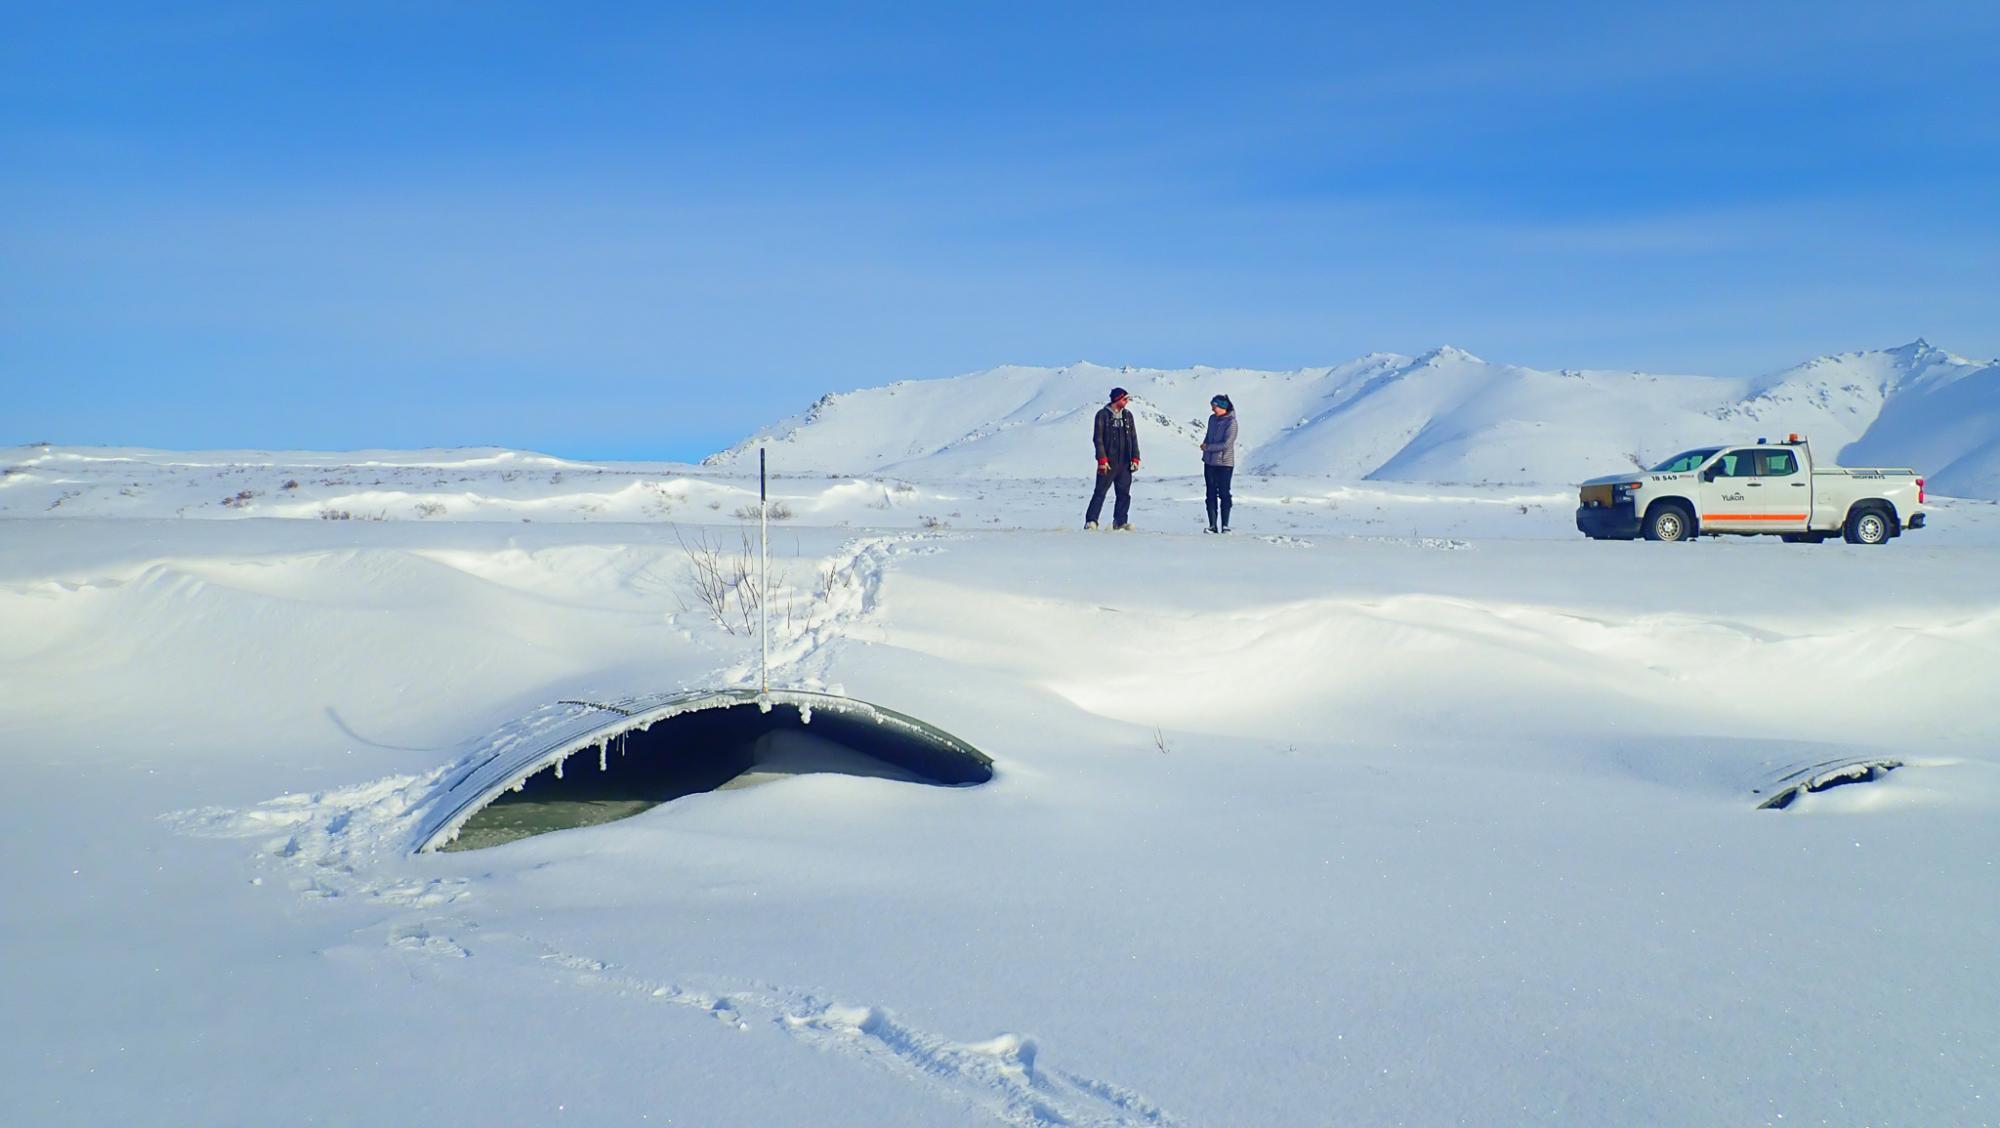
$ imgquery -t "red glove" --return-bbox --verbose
[1130,459,1141,471]
[1097,458,1109,473]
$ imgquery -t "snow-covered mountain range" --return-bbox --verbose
[708,340,2000,497]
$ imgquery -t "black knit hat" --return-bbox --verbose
[1109,386,1129,403]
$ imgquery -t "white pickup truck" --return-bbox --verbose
[1576,435,1926,544]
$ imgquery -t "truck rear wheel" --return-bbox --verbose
[1844,506,1891,545]
[1643,503,1694,543]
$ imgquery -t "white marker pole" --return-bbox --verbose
[759,447,769,696]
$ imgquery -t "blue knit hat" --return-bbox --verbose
[1109,386,1129,403]
[1211,394,1233,411]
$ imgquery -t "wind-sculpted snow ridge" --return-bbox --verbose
[701,340,2000,497]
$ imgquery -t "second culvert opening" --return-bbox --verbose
[443,700,992,851]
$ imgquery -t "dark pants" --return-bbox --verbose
[1205,464,1233,529]
[1086,466,1133,526]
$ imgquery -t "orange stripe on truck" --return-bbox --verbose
[1700,513,1807,521]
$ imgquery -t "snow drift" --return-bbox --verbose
[9,465,2000,1126]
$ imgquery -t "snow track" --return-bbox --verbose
[505,935,1183,1128]
[726,530,946,689]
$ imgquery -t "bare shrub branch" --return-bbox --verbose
[672,524,793,636]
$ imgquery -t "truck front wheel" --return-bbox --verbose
[1644,503,1695,543]
[1844,506,1892,545]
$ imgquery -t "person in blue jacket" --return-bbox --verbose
[1200,394,1237,533]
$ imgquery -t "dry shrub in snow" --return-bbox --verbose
[674,526,770,636]
[671,525,829,638]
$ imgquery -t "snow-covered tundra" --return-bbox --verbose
[2,342,1997,1126]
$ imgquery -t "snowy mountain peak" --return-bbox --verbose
[1886,337,1986,374]
[1415,345,1484,366]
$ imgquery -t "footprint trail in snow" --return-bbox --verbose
[501,932,1183,1128]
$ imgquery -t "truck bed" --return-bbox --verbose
[1812,466,1919,478]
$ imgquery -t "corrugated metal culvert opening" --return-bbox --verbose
[417,690,992,853]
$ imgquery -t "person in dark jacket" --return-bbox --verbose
[1084,386,1141,530]
[1200,394,1237,533]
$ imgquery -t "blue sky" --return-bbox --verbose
[4,1,1996,459]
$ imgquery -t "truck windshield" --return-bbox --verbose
[1651,448,1722,473]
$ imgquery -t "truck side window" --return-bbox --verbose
[1713,451,1756,477]
[1755,450,1798,477]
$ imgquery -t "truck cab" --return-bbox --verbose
[1576,435,1926,544]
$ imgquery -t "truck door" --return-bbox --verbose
[1701,447,1809,531]
[1749,447,1809,531]
[1698,448,1762,529]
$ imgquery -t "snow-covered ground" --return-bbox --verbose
[3,448,1997,1125]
